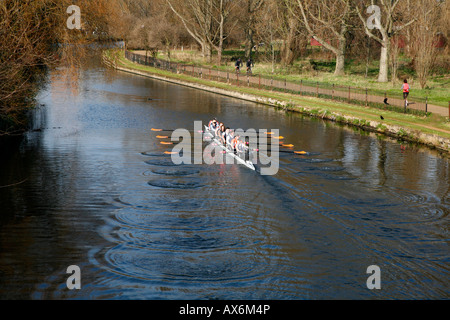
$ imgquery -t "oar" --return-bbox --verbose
[246,131,309,155]
[255,149,308,155]
[151,128,204,133]
[153,128,282,138]
[155,128,308,155]
[245,136,285,140]
[241,132,284,138]
[244,139,307,154]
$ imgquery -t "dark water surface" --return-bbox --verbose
[0,57,448,299]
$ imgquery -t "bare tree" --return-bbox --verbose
[255,0,283,69]
[208,0,240,65]
[282,15,301,66]
[410,0,447,88]
[356,0,423,82]
[286,0,352,76]
[241,0,265,60]
[166,0,238,64]
[389,35,401,85]
[0,0,124,135]
[166,0,215,60]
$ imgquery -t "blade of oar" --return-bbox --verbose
[151,128,204,133]
[256,148,308,154]
[247,136,284,139]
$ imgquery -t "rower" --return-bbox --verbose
[221,127,230,145]
[231,134,240,153]
[235,138,247,153]
[226,129,235,149]
[215,123,224,138]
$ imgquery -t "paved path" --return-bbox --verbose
[132,50,448,117]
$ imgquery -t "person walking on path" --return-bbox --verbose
[246,58,254,75]
[402,79,410,107]
[235,58,242,73]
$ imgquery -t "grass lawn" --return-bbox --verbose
[106,49,450,142]
[155,48,450,108]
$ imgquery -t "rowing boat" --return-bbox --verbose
[203,125,255,171]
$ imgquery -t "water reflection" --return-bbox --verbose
[0,55,448,300]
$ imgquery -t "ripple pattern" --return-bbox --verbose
[92,153,297,298]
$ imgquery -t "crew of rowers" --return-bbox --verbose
[207,118,248,154]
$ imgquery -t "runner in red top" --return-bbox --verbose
[402,79,410,106]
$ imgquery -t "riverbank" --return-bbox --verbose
[103,49,450,155]
[156,49,450,109]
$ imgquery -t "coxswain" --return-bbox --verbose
[208,118,218,131]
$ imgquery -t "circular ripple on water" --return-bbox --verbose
[388,188,449,222]
[141,151,165,157]
[150,168,200,176]
[115,210,245,233]
[113,194,206,212]
[145,159,182,167]
[391,189,437,206]
[147,178,205,189]
[301,166,345,172]
[317,173,355,181]
[292,158,335,163]
[296,165,355,181]
[104,244,272,284]
[443,196,450,206]
[117,229,241,252]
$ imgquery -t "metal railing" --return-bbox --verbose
[124,50,442,116]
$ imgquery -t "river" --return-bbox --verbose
[0,55,448,300]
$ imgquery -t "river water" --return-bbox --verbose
[0,56,448,300]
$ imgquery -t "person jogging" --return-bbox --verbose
[402,79,410,107]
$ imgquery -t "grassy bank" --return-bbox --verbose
[156,49,450,108]
[104,49,450,154]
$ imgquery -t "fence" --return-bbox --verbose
[124,50,435,116]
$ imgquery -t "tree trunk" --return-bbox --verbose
[217,41,223,66]
[245,28,254,60]
[334,31,347,76]
[217,5,224,66]
[201,40,212,61]
[378,39,390,82]
[293,0,349,76]
[282,17,299,65]
[335,53,345,76]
